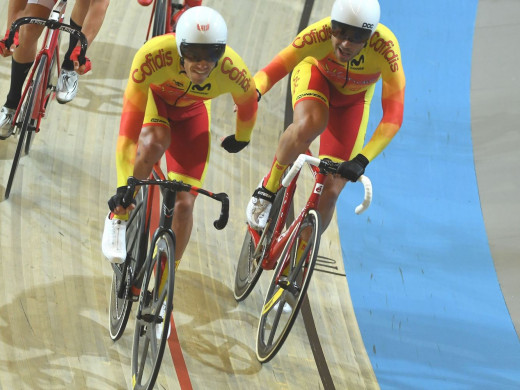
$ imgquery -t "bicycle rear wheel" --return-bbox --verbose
[131,229,175,390]
[151,0,168,37]
[4,56,45,199]
[109,187,149,341]
[233,187,287,301]
[256,209,321,363]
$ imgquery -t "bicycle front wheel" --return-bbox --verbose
[109,187,149,341]
[131,229,175,390]
[233,187,287,301]
[4,55,45,199]
[256,209,321,363]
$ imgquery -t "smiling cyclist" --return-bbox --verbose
[102,6,258,276]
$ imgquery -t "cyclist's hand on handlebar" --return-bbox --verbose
[221,134,249,153]
[0,29,18,57]
[108,186,136,215]
[337,153,369,182]
[70,46,92,75]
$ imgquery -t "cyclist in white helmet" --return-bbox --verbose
[102,6,258,277]
[246,0,405,234]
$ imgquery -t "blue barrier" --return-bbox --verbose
[337,1,520,388]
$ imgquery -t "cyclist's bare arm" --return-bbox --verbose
[0,0,25,56]
[69,0,110,73]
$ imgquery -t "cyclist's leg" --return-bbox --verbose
[317,87,373,230]
[247,60,329,229]
[262,61,330,196]
[132,90,172,182]
[163,99,210,263]
[273,60,330,168]
[2,4,49,111]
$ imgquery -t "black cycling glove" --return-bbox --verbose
[108,186,135,211]
[337,154,369,182]
[221,134,249,153]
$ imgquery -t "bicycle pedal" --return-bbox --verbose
[278,279,300,295]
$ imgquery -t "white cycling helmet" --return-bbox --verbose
[176,6,227,62]
[331,0,380,42]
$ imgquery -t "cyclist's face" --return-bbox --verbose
[183,58,216,84]
[331,35,366,63]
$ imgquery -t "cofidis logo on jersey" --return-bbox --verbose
[132,49,174,83]
[292,23,331,48]
[221,57,251,92]
[369,32,399,72]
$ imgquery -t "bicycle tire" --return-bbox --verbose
[131,229,175,390]
[233,187,287,302]
[256,209,322,363]
[169,0,184,33]
[109,187,149,341]
[151,0,167,38]
[4,55,46,199]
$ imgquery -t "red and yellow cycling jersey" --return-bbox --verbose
[116,33,257,186]
[254,17,405,161]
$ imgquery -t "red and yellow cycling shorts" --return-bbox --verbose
[143,88,211,187]
[291,58,375,162]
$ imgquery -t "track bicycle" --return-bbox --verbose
[234,153,372,363]
[1,0,88,199]
[108,163,229,390]
[142,0,184,40]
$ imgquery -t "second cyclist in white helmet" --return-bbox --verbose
[102,6,259,284]
[246,0,406,233]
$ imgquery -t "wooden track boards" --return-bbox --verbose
[0,1,377,388]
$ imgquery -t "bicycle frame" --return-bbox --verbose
[7,0,88,132]
[247,154,372,272]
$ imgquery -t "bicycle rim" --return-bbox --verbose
[256,209,321,363]
[233,187,287,301]
[109,189,148,341]
[4,57,45,199]
[131,230,175,390]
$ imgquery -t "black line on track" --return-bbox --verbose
[284,1,336,389]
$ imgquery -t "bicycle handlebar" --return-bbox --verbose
[281,153,373,215]
[6,17,88,58]
[122,176,230,230]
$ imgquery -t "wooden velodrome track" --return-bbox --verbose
[0,1,378,389]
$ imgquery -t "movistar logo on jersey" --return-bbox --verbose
[191,83,211,94]
[221,57,251,92]
[369,32,399,72]
[350,55,365,68]
[292,24,331,49]
[131,49,174,83]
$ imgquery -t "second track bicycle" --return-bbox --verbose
[234,153,372,363]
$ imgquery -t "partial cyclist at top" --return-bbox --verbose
[101,5,258,272]
[0,0,110,139]
[137,0,202,32]
[246,0,406,234]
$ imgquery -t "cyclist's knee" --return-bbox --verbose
[290,101,328,143]
[322,176,346,203]
[138,126,170,157]
[174,193,195,219]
